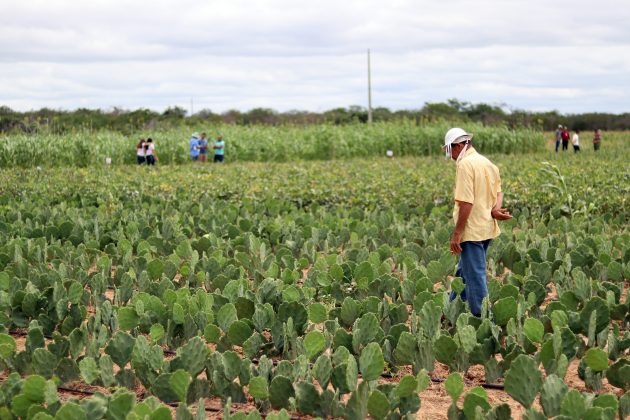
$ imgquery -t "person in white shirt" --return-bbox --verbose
[145,138,158,165]
[136,138,146,164]
[572,130,580,153]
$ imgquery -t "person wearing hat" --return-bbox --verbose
[443,128,512,317]
[189,132,201,161]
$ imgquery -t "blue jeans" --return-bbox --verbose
[450,239,492,317]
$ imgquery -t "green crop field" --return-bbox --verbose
[0,127,628,420]
[0,123,544,167]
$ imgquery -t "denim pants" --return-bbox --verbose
[449,239,492,316]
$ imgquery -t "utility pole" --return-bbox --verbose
[367,48,373,124]
[190,97,194,117]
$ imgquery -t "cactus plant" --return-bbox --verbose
[304,331,326,360]
[367,389,390,420]
[268,376,294,409]
[312,354,332,389]
[540,374,568,417]
[444,372,464,402]
[359,342,384,382]
[560,389,586,419]
[504,355,543,409]
[462,387,491,419]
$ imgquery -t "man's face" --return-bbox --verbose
[450,142,466,160]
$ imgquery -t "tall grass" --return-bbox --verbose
[0,121,544,167]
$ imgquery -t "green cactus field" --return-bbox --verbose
[0,129,628,419]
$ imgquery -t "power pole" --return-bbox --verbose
[190,97,194,117]
[367,48,373,124]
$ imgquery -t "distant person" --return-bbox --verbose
[136,138,146,164]
[555,124,562,153]
[145,138,157,165]
[213,135,225,162]
[593,129,602,151]
[561,126,570,151]
[189,132,201,161]
[572,130,580,153]
[198,132,209,162]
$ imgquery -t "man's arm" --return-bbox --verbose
[493,192,503,211]
[450,201,473,255]
[491,192,512,220]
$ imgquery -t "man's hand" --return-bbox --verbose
[491,208,512,220]
[450,230,463,255]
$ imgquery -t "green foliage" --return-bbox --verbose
[312,355,332,389]
[55,402,87,420]
[304,331,326,360]
[493,297,517,326]
[307,303,327,324]
[22,375,47,403]
[269,376,294,409]
[444,372,464,402]
[177,337,208,376]
[0,141,628,419]
[540,374,568,417]
[0,123,544,167]
[248,377,269,400]
[505,355,543,409]
[463,387,491,419]
[367,390,390,420]
[170,369,191,402]
[105,331,135,368]
[523,318,544,343]
[359,342,384,382]
[584,348,609,372]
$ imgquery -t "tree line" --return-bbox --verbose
[1,99,629,134]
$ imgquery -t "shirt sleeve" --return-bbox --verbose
[454,163,475,204]
[494,165,502,193]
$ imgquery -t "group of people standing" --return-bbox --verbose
[190,132,225,163]
[555,125,602,153]
[136,138,158,165]
[134,133,226,165]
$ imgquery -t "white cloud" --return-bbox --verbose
[0,0,628,113]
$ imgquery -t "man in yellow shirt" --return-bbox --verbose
[443,128,512,316]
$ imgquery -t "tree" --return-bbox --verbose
[162,106,187,119]
[420,102,461,121]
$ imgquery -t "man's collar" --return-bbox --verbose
[456,147,476,164]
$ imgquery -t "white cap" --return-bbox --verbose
[443,127,473,160]
[444,127,472,148]
[191,132,199,138]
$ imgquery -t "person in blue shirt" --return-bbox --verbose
[189,132,200,161]
[213,135,225,163]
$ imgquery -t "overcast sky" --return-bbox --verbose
[1,0,629,114]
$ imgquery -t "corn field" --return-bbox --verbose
[0,122,544,167]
